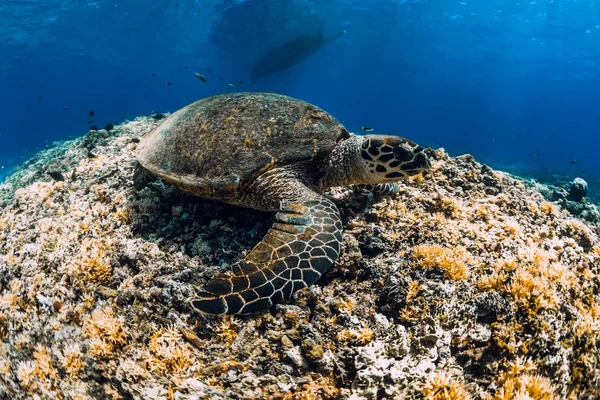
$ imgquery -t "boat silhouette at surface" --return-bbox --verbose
[250,30,345,80]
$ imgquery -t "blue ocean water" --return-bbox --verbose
[1,0,599,189]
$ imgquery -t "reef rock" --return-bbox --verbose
[568,177,588,202]
[0,117,599,399]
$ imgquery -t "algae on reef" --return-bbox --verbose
[0,117,599,399]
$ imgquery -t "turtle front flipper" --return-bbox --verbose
[357,183,399,195]
[191,196,342,315]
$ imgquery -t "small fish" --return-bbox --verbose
[228,83,235,88]
[362,126,374,132]
[167,82,172,86]
[63,106,68,111]
[219,76,223,80]
[581,170,586,174]
[194,72,207,82]
[105,123,114,131]
[87,120,93,124]
[184,65,188,69]
[535,153,540,157]
[238,80,244,84]
[570,159,579,164]
[38,96,42,100]
[152,73,156,76]
[89,110,95,116]
[206,68,212,72]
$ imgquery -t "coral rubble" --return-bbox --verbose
[0,117,599,399]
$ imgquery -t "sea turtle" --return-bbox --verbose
[136,92,430,315]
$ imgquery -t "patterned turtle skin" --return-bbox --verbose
[136,92,431,315]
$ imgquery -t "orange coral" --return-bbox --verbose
[82,307,128,359]
[412,244,470,280]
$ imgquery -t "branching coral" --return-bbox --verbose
[59,344,84,378]
[490,358,559,400]
[213,316,241,345]
[147,325,193,374]
[73,238,117,284]
[16,345,58,393]
[335,323,374,345]
[81,307,128,359]
[422,370,472,400]
[412,244,470,280]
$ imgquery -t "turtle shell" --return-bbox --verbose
[137,92,349,200]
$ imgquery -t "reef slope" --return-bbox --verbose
[0,117,599,399]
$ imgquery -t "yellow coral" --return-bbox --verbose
[491,321,524,354]
[336,324,374,345]
[82,307,128,359]
[573,300,600,339]
[82,255,112,284]
[74,238,116,284]
[493,358,559,400]
[115,207,135,223]
[506,266,560,313]
[422,370,472,400]
[539,201,558,216]
[473,203,499,221]
[16,345,58,392]
[213,316,241,345]
[331,297,356,314]
[412,244,470,280]
[16,361,37,390]
[60,344,84,378]
[499,217,523,238]
[406,281,422,303]
[0,359,11,375]
[148,325,192,374]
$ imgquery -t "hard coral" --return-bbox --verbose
[147,325,193,374]
[422,370,473,400]
[411,244,470,280]
[81,307,128,359]
[59,344,85,378]
[16,346,59,394]
[490,358,559,400]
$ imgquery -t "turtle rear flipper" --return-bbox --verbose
[191,183,342,315]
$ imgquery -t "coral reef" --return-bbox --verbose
[0,117,599,399]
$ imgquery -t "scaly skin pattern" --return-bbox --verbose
[191,196,342,315]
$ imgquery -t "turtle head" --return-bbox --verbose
[359,135,431,183]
